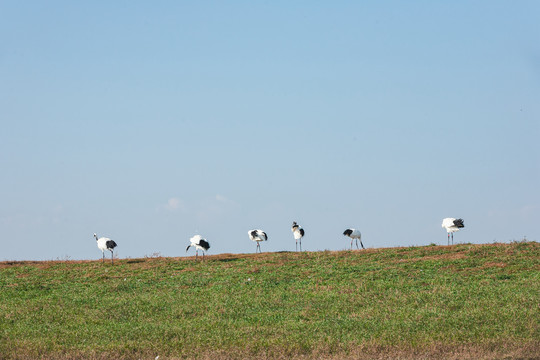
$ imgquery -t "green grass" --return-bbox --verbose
[1,242,538,359]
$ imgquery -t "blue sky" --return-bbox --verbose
[1,1,539,260]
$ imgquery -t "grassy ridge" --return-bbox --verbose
[0,242,538,359]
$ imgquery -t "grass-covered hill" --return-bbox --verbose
[0,242,538,359]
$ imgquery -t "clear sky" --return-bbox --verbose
[1,1,539,261]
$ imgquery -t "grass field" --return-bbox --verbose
[0,241,538,359]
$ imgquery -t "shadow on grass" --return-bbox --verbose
[126,259,146,264]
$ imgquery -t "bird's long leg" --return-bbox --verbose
[111,251,114,265]
[296,240,298,252]
[196,250,198,260]
[451,233,454,245]
[356,239,359,249]
[360,241,365,249]
[448,233,450,246]
[102,252,105,263]
[300,239,302,252]
[350,239,353,250]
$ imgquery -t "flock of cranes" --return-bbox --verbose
[95,218,465,264]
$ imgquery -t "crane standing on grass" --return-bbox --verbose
[292,221,305,252]
[343,228,364,250]
[186,235,210,260]
[94,233,117,264]
[442,218,465,245]
[248,229,268,253]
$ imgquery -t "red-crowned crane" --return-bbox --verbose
[94,233,117,264]
[248,229,268,253]
[442,218,464,245]
[343,228,364,250]
[186,235,210,260]
[292,221,305,252]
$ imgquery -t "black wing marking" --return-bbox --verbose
[106,240,117,250]
[199,239,210,251]
[299,228,305,237]
[343,229,353,236]
[454,219,465,228]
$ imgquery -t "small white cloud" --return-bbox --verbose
[193,195,239,222]
[165,197,183,211]
[215,194,228,202]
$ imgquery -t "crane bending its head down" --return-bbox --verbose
[248,229,268,253]
[343,228,364,250]
[186,235,210,260]
[442,218,464,245]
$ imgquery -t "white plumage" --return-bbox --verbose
[343,228,364,250]
[442,218,464,245]
[292,221,305,252]
[94,233,117,264]
[248,229,268,253]
[186,235,210,259]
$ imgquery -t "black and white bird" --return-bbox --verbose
[442,218,464,245]
[186,235,210,260]
[343,228,364,250]
[292,221,305,252]
[94,233,117,264]
[248,229,268,253]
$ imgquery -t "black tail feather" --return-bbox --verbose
[199,239,210,251]
[454,219,465,228]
